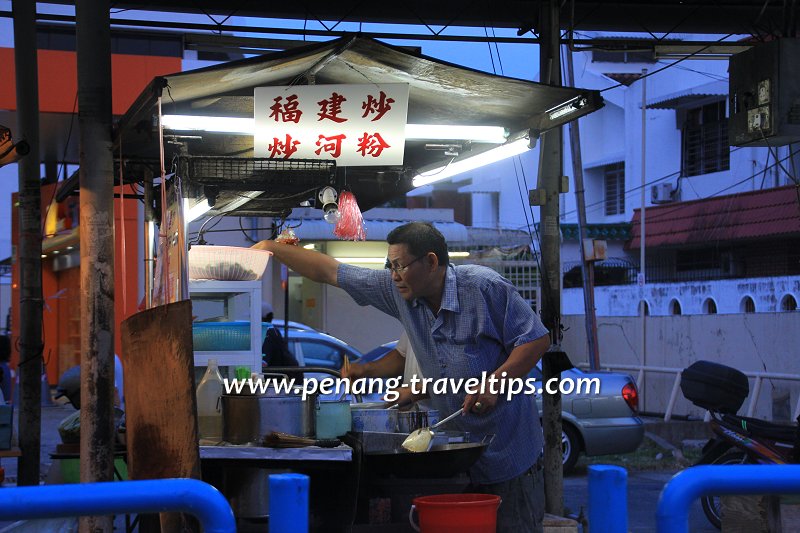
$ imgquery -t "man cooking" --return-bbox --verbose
[252,221,550,533]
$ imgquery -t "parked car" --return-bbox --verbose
[282,328,364,370]
[359,341,644,472]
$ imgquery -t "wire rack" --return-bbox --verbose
[180,156,336,192]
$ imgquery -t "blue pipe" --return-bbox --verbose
[0,478,235,533]
[657,465,800,533]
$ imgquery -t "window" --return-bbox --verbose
[639,300,650,316]
[297,340,344,369]
[740,296,756,313]
[702,298,717,314]
[781,294,797,312]
[669,299,682,315]
[604,162,625,216]
[681,101,729,177]
[676,249,720,272]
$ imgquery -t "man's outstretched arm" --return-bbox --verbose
[251,239,340,287]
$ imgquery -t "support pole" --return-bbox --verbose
[75,2,115,531]
[588,465,628,533]
[639,69,648,412]
[12,0,43,487]
[143,167,155,309]
[538,0,564,517]
[270,473,309,533]
[565,47,600,371]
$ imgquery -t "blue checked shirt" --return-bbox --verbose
[338,263,549,484]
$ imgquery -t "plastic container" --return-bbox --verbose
[192,321,270,351]
[409,493,501,533]
[188,245,272,281]
[316,400,352,439]
[196,359,224,441]
[681,360,749,414]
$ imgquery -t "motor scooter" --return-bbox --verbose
[681,360,800,529]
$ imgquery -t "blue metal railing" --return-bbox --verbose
[657,465,800,533]
[0,478,235,532]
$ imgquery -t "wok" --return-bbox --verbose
[348,433,494,478]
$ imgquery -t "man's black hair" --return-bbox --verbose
[387,222,449,266]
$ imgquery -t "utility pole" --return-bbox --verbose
[565,47,601,371]
[639,69,648,412]
[12,0,43,487]
[76,2,115,531]
[538,0,564,517]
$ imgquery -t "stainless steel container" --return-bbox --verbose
[222,378,316,444]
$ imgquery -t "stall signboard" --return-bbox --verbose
[254,83,409,166]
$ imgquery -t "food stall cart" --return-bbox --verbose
[109,35,602,530]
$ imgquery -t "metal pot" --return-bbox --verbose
[316,400,352,439]
[350,405,398,433]
[397,409,440,434]
[222,376,316,443]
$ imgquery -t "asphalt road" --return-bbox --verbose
[564,467,718,533]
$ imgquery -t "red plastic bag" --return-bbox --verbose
[334,191,367,241]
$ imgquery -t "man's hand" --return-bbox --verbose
[341,362,369,381]
[463,391,498,415]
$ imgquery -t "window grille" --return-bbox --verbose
[450,248,541,313]
[604,163,625,215]
[681,101,729,177]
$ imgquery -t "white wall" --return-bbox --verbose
[562,313,800,421]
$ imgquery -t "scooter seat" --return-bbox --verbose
[721,414,798,442]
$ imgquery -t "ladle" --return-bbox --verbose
[401,408,463,453]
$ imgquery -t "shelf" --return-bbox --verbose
[189,280,262,373]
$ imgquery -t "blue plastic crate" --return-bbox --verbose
[192,321,269,352]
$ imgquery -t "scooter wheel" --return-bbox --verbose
[699,450,749,530]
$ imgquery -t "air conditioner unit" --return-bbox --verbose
[651,183,674,204]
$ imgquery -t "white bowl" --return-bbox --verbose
[188,246,272,281]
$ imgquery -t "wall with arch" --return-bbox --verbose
[563,275,800,316]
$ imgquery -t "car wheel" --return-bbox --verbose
[699,450,748,529]
[562,424,581,473]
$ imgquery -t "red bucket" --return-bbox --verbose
[409,493,501,533]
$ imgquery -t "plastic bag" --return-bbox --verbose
[334,191,367,241]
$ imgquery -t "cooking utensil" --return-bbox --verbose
[349,434,495,478]
[402,408,463,452]
[262,432,341,448]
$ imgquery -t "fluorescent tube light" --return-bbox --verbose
[405,124,507,143]
[163,115,255,134]
[161,115,507,143]
[449,251,470,258]
[184,198,212,223]
[334,257,387,264]
[412,136,532,188]
[546,96,588,122]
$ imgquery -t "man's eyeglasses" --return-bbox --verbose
[385,255,425,275]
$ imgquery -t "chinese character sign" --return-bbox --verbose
[254,83,409,166]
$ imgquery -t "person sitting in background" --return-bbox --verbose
[261,303,299,368]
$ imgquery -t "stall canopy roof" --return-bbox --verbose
[645,80,727,110]
[113,35,602,216]
[627,185,800,249]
